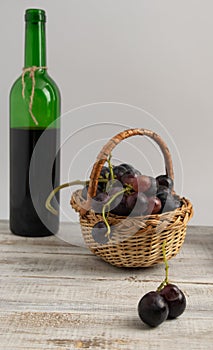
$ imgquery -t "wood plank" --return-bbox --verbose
[0,223,212,284]
[0,311,212,350]
[0,249,212,285]
[0,221,212,349]
[0,276,212,313]
[0,280,212,349]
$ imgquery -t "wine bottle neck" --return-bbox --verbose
[24,21,46,68]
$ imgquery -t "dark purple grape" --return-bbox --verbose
[121,173,137,189]
[91,221,111,244]
[126,192,148,216]
[156,175,174,190]
[138,291,169,327]
[100,166,110,179]
[146,196,162,215]
[91,192,110,213]
[156,186,171,211]
[134,192,149,216]
[135,175,152,193]
[120,163,135,173]
[113,163,141,180]
[108,186,124,210]
[157,185,171,196]
[126,192,137,210]
[107,182,123,194]
[110,194,131,216]
[82,184,102,200]
[173,194,183,208]
[112,165,129,181]
[161,193,181,213]
[105,179,123,192]
[160,284,186,319]
[98,166,110,191]
[144,176,157,197]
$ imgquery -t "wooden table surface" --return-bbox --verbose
[0,220,212,350]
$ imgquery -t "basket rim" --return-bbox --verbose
[71,188,193,221]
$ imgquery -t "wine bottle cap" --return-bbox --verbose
[25,9,46,23]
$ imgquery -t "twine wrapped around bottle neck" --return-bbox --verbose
[22,66,47,125]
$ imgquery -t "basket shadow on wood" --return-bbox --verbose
[70,128,193,268]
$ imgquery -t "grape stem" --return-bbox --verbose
[45,178,108,216]
[107,154,114,181]
[102,188,126,237]
[157,241,169,292]
[102,185,133,237]
[45,180,87,216]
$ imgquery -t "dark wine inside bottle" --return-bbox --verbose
[10,127,60,237]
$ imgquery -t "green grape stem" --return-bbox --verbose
[45,180,87,216]
[102,185,132,237]
[107,154,114,181]
[157,241,169,292]
[45,178,109,216]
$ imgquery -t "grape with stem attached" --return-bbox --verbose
[138,242,187,327]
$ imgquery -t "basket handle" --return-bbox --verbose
[81,128,174,214]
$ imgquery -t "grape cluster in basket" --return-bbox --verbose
[81,162,183,245]
[82,162,182,216]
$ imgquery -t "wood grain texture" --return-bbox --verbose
[0,221,212,349]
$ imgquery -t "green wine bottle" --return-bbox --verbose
[10,9,61,237]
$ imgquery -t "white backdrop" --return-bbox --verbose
[1,0,213,225]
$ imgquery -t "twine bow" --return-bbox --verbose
[22,66,47,125]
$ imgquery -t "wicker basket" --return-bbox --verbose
[71,128,193,268]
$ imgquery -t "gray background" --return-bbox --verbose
[1,0,212,225]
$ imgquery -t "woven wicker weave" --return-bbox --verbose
[71,128,193,268]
